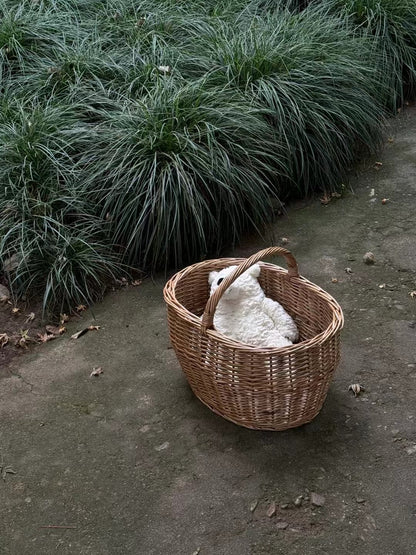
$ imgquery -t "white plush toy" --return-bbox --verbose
[208,264,298,348]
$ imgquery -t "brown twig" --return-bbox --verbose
[40,525,77,529]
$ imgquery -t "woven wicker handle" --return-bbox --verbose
[201,247,299,332]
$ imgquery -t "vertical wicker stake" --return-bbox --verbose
[164,247,344,431]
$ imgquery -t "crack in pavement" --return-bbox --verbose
[6,368,37,393]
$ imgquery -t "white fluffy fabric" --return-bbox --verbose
[208,264,299,348]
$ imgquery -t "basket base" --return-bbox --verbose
[193,390,327,432]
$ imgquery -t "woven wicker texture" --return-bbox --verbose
[163,247,344,431]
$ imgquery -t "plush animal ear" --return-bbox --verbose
[208,271,218,285]
[247,264,261,278]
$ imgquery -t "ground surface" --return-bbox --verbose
[1,109,416,555]
[0,294,46,368]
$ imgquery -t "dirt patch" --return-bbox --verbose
[0,276,143,371]
[0,292,53,373]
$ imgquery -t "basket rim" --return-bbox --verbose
[164,257,344,354]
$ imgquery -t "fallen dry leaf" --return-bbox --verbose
[131,279,142,286]
[15,329,34,349]
[90,367,104,377]
[381,198,389,205]
[60,313,69,324]
[331,277,338,283]
[45,325,66,336]
[71,326,100,340]
[11,307,20,315]
[37,332,56,343]
[349,383,365,397]
[320,194,331,205]
[75,304,87,312]
[1,466,16,481]
[388,137,394,143]
[0,333,9,348]
[409,291,416,299]
[345,267,353,274]
[374,161,383,167]
[24,312,35,324]
[71,329,88,340]
[158,65,171,74]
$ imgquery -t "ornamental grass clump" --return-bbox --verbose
[318,0,416,109]
[0,0,76,74]
[20,35,120,101]
[1,0,415,312]
[187,7,385,194]
[0,99,124,312]
[82,80,280,269]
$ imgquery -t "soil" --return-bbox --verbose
[0,277,139,370]
[0,292,50,371]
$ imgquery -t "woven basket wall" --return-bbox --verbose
[163,247,344,431]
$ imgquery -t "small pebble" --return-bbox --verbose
[280,503,289,510]
[363,252,375,265]
[406,444,416,455]
[154,441,169,451]
[276,521,289,530]
[310,492,326,507]
[266,501,276,518]
[356,498,366,504]
[294,495,303,507]
[249,500,258,513]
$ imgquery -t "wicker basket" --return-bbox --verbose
[163,247,344,431]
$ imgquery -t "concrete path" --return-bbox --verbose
[1,110,416,555]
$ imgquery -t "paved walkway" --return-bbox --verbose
[1,110,416,555]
